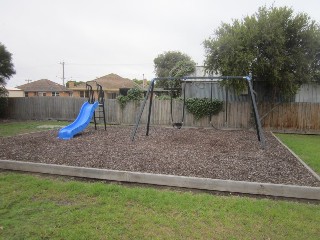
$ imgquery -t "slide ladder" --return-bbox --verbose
[93,83,106,130]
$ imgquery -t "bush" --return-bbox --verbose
[185,98,223,120]
[117,88,144,109]
[156,95,171,100]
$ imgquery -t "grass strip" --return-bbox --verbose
[275,133,320,175]
[1,172,319,239]
[0,120,69,137]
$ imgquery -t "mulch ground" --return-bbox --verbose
[0,125,319,187]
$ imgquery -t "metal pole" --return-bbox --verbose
[181,81,186,124]
[146,80,155,136]
[246,76,266,148]
[225,87,229,125]
[131,79,155,141]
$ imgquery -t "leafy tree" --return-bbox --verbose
[65,81,85,88]
[133,78,150,87]
[203,6,320,100]
[0,86,8,118]
[153,51,196,90]
[0,43,15,118]
[117,87,144,109]
[0,42,16,85]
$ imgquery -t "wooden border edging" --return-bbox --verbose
[1,160,319,200]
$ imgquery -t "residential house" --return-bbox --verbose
[67,73,135,99]
[7,87,24,97]
[17,79,72,97]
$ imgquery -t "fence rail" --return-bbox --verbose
[4,97,320,133]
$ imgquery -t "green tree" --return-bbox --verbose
[65,81,85,88]
[0,86,8,118]
[117,87,144,109]
[0,43,16,85]
[132,79,150,87]
[203,6,320,100]
[0,43,15,118]
[153,51,196,90]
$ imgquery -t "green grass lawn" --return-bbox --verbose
[0,172,319,240]
[275,133,320,175]
[0,120,69,137]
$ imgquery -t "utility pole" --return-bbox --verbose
[59,61,65,86]
[142,74,145,88]
[25,79,32,83]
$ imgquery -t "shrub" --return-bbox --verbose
[156,95,171,100]
[117,88,144,109]
[185,98,223,120]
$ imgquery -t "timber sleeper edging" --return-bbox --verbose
[0,159,319,200]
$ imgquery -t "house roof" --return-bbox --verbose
[7,87,24,91]
[70,73,135,90]
[17,79,71,92]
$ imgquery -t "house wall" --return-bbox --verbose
[25,91,71,97]
[71,90,82,98]
[71,90,119,99]
[26,92,37,97]
[106,91,119,99]
[58,91,72,97]
[71,90,98,99]
[295,83,320,103]
[8,90,24,97]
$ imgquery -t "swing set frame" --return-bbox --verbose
[131,75,266,148]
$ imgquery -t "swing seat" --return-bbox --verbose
[172,122,183,129]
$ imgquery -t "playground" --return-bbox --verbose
[0,125,319,187]
[1,77,320,198]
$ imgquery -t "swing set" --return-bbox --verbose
[131,75,266,148]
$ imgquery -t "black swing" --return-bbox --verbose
[170,80,186,129]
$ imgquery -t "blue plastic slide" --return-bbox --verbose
[58,101,99,140]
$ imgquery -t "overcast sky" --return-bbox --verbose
[1,0,320,88]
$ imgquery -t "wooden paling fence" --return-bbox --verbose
[259,102,320,133]
[5,97,320,133]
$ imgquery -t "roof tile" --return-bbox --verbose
[70,73,134,90]
[17,79,70,92]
